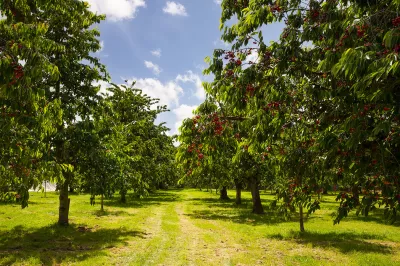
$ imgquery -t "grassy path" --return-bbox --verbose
[1,189,400,265]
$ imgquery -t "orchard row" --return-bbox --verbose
[177,0,400,232]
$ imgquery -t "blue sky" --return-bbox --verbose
[88,0,283,135]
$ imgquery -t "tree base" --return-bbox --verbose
[219,186,230,200]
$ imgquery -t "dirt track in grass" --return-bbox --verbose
[1,189,400,265]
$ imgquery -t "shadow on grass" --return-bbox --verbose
[93,209,133,217]
[186,208,290,226]
[185,196,400,228]
[270,230,393,254]
[104,190,182,209]
[189,197,246,208]
[323,206,400,227]
[0,224,147,265]
[25,199,58,206]
[339,207,400,226]
[189,197,274,209]
[186,196,289,225]
[0,202,18,207]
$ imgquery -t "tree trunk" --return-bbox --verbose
[235,182,242,205]
[235,185,242,205]
[219,186,230,200]
[58,181,70,226]
[100,194,104,212]
[57,137,70,226]
[120,191,126,203]
[352,185,360,205]
[249,177,264,214]
[55,73,70,226]
[299,204,305,232]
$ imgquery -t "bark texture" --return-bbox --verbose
[249,177,264,214]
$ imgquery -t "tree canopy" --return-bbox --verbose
[1,0,400,233]
[176,0,400,231]
[0,0,178,225]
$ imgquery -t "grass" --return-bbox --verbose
[0,189,400,265]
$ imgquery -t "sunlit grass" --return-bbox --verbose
[0,189,399,265]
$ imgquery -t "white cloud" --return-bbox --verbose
[195,64,205,71]
[173,140,180,147]
[99,40,104,52]
[95,40,104,53]
[176,71,205,100]
[213,39,230,48]
[173,104,198,134]
[128,77,183,107]
[214,0,222,4]
[144,61,162,75]
[246,49,259,64]
[93,80,111,95]
[163,1,188,16]
[151,49,162,57]
[86,0,146,21]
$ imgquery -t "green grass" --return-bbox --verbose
[1,189,400,265]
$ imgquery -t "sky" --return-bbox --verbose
[87,0,284,136]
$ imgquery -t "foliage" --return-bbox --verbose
[85,83,176,203]
[177,100,238,190]
[0,1,178,224]
[0,0,64,207]
[197,0,400,230]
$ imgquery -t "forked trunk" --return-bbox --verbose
[219,186,230,200]
[58,181,70,226]
[249,177,264,214]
